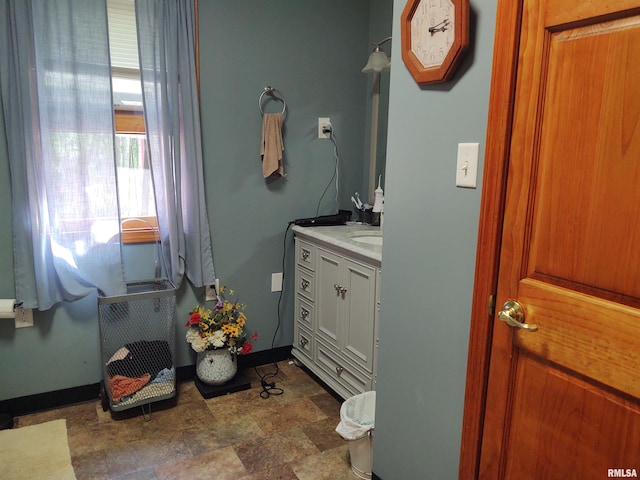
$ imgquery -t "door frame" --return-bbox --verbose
[458,1,523,478]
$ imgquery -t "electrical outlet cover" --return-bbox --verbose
[318,117,331,139]
[15,307,33,328]
[271,272,283,292]
[205,285,218,301]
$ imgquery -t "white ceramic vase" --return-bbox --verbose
[195,349,237,386]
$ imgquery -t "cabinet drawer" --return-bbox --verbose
[294,324,313,361]
[296,268,315,302]
[296,240,315,271]
[295,298,314,330]
[316,340,371,397]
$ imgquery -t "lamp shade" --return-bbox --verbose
[362,50,391,73]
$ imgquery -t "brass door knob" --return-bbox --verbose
[498,300,538,332]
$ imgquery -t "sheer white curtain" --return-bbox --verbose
[0,0,126,309]
[136,0,215,288]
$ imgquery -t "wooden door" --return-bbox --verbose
[477,0,640,478]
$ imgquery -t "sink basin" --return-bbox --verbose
[348,233,383,246]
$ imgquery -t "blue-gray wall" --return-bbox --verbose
[373,1,497,478]
[0,0,390,400]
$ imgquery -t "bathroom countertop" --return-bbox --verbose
[292,223,382,266]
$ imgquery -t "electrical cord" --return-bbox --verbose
[315,126,341,217]
[254,221,294,399]
[258,128,341,398]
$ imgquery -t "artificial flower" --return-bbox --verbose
[185,285,256,355]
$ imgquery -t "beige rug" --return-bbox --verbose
[0,419,76,479]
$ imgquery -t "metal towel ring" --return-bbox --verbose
[259,86,287,115]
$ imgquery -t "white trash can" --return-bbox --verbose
[336,391,376,479]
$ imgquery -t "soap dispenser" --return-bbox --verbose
[371,175,384,226]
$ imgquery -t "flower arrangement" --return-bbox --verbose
[185,285,257,355]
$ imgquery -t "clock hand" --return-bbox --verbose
[428,19,450,34]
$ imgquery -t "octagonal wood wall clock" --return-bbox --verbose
[401,0,470,85]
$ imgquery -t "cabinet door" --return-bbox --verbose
[342,258,377,371]
[316,248,341,348]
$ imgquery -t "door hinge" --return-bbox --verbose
[488,294,496,316]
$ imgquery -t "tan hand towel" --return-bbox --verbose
[260,112,285,178]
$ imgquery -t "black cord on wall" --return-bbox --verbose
[254,221,294,398]
[256,130,342,398]
[315,126,341,217]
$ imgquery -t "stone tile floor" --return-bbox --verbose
[15,361,359,480]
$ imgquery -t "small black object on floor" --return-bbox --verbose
[0,413,14,430]
[194,374,251,399]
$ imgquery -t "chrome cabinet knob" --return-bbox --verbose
[334,284,347,297]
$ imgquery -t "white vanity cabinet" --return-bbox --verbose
[292,226,382,400]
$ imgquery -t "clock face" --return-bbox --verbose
[401,0,468,85]
[410,0,455,69]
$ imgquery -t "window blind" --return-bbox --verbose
[107,0,139,71]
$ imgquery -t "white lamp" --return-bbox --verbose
[362,37,392,73]
[363,37,391,200]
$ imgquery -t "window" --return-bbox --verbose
[108,0,158,244]
[114,114,158,243]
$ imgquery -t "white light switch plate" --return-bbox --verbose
[456,143,479,188]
